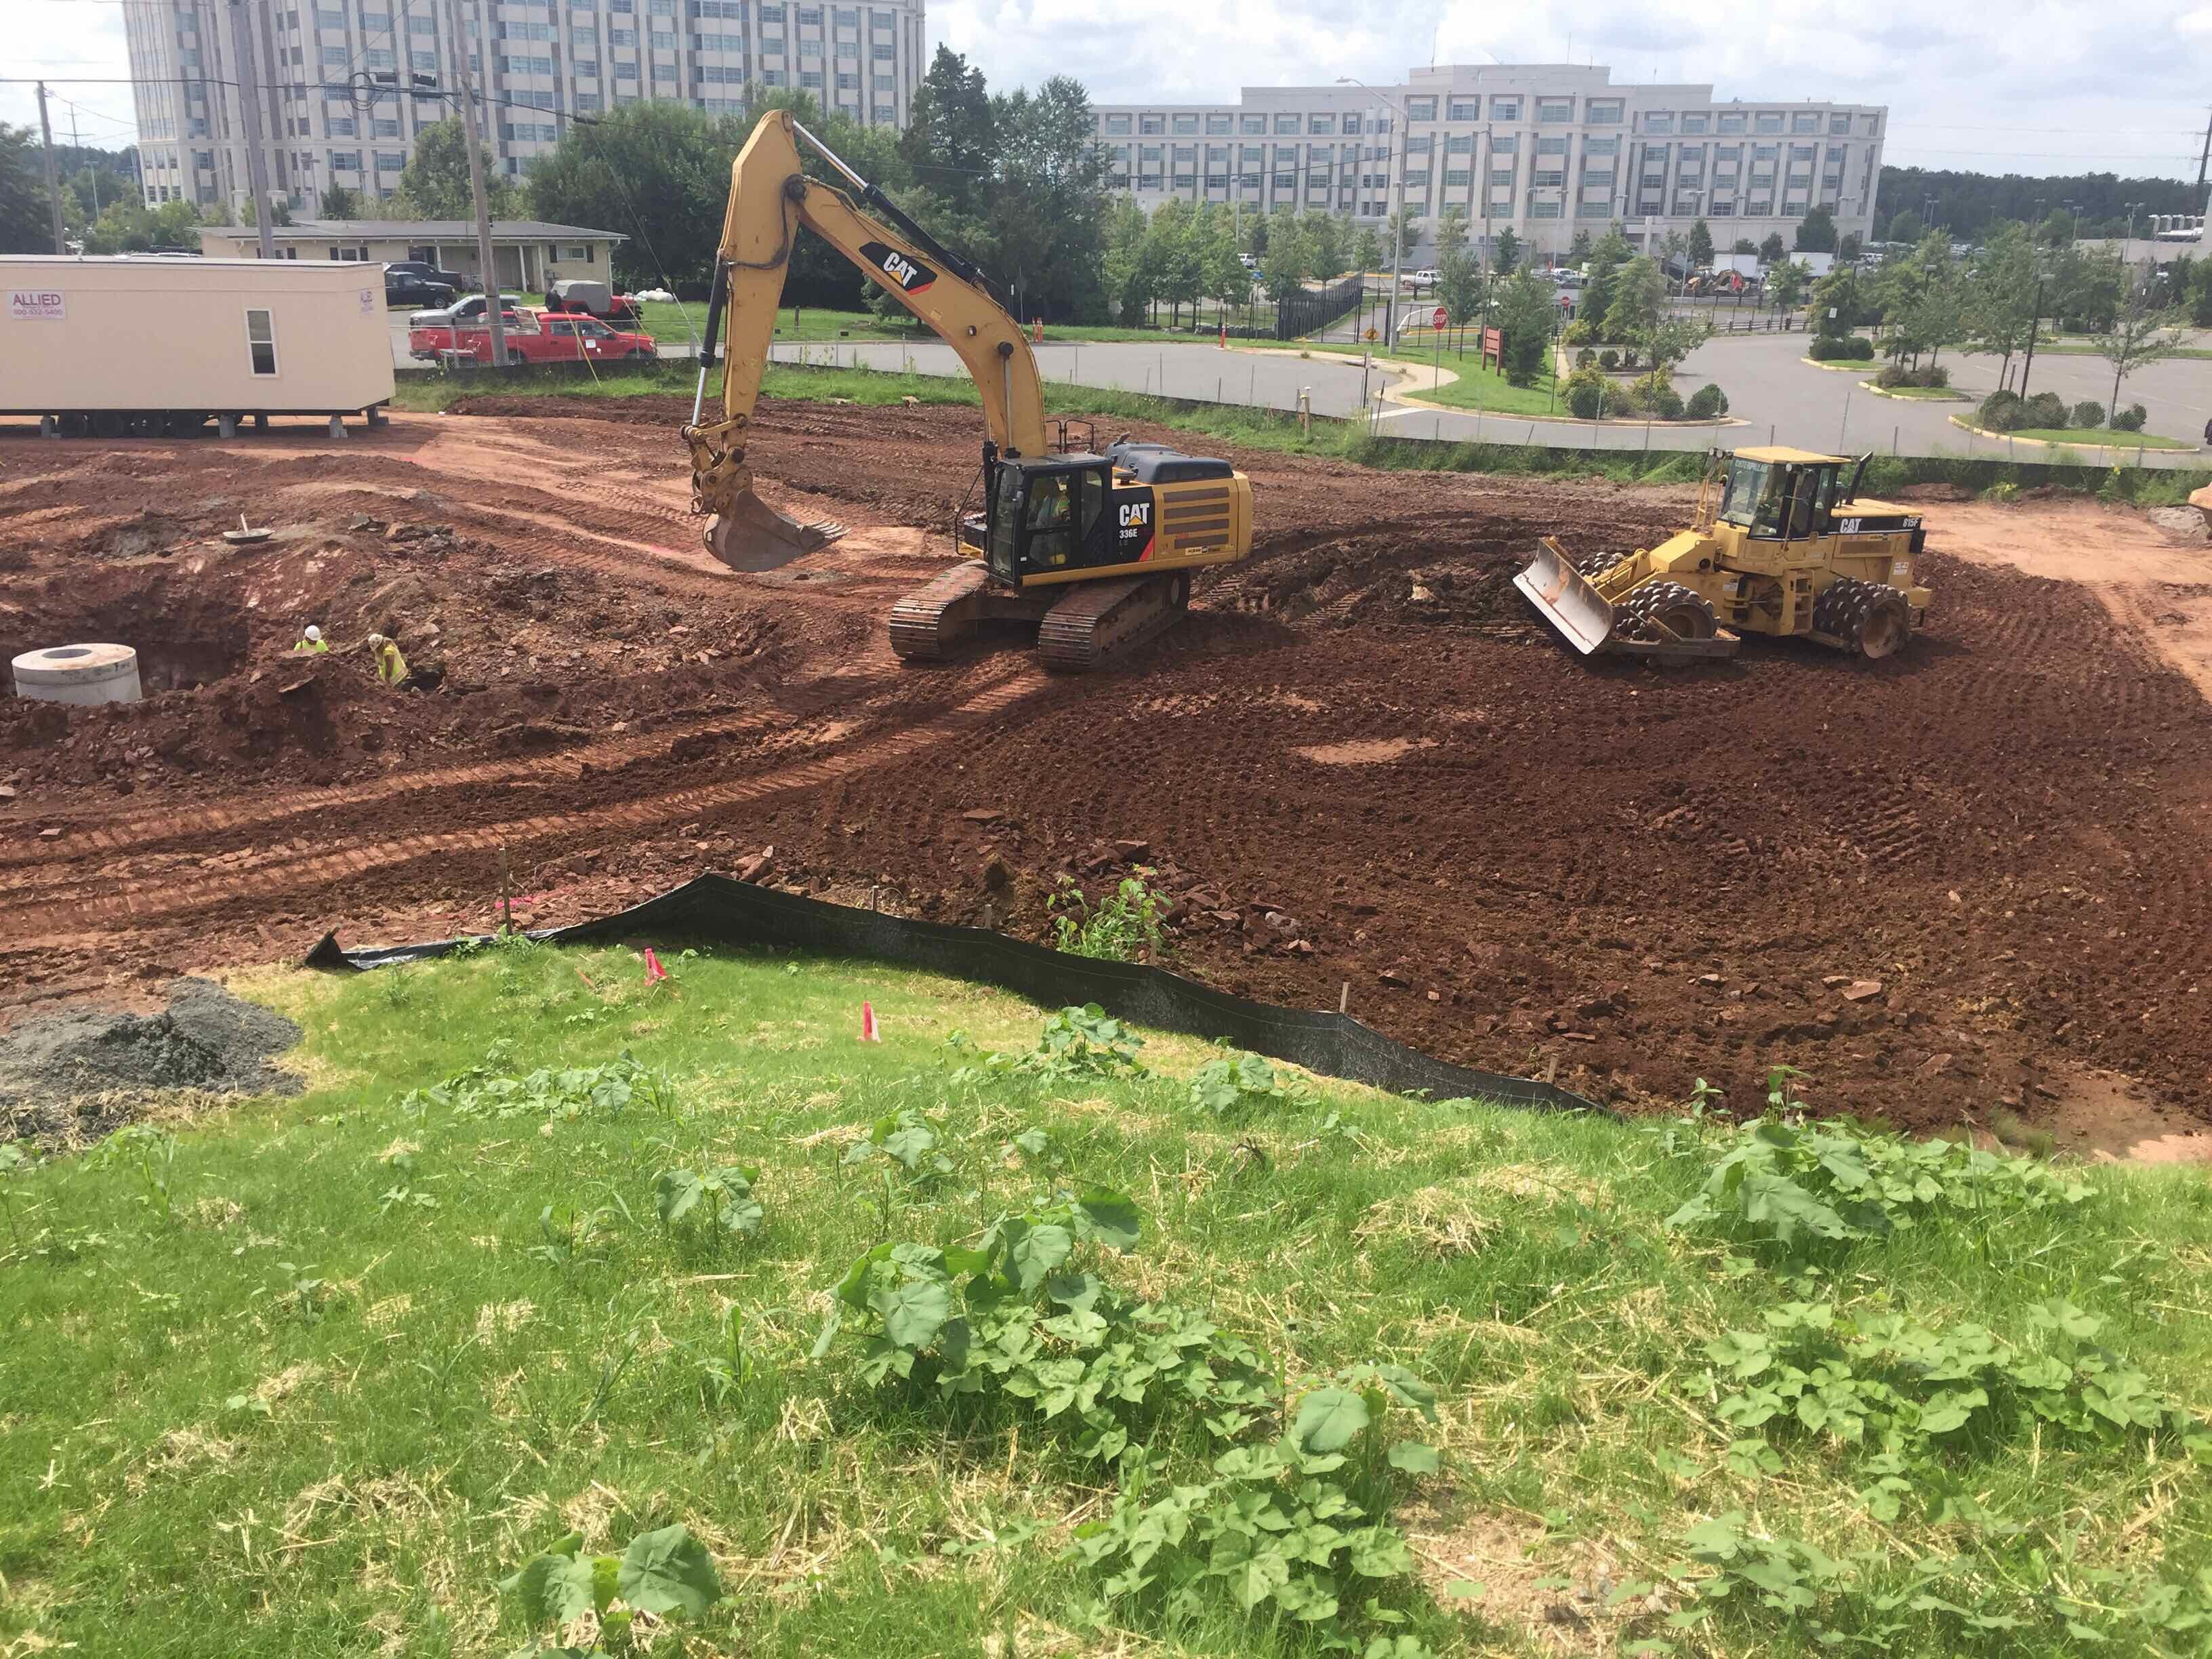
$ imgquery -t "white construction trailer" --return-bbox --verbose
[0,255,395,438]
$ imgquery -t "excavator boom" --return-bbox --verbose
[683,111,1047,571]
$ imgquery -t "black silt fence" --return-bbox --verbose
[1276,273,1368,341]
[306,874,1601,1115]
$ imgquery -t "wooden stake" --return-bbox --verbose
[498,844,512,933]
[1338,981,1350,1015]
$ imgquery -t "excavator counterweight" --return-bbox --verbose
[682,111,1252,668]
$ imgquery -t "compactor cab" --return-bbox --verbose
[1517,445,1933,665]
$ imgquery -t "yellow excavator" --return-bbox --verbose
[1518,446,1933,664]
[681,110,1254,670]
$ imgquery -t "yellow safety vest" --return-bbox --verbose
[376,642,409,684]
[293,638,329,653]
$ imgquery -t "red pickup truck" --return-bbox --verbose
[409,308,657,365]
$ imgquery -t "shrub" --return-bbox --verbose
[2072,401,2106,430]
[1649,385,1685,419]
[1561,319,1596,346]
[1619,348,1641,370]
[1564,368,1609,419]
[1597,348,1620,371]
[1574,347,1597,369]
[2112,403,2148,432]
[1048,874,1164,962]
[1977,389,2024,431]
[2024,390,2070,430]
[1875,363,1950,390]
[1685,383,1729,419]
[1809,335,1874,361]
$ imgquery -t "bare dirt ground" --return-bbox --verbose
[5,401,2212,1155]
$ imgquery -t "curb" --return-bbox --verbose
[1385,389,1748,429]
[1858,381,1969,403]
[1944,416,2202,457]
[1800,356,1875,372]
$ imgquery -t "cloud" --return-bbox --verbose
[3,3,138,143]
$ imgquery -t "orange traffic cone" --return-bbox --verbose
[860,1001,880,1042]
[642,947,668,984]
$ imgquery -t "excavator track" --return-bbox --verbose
[1037,573,1189,673]
[888,561,1058,662]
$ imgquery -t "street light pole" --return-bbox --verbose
[1340,75,1409,349]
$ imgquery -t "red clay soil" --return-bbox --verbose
[5,399,2211,1147]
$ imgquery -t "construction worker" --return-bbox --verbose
[365,632,409,687]
[292,624,328,653]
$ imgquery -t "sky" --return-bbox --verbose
[9,0,2211,186]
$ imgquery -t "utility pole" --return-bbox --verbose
[227,0,277,259]
[68,108,101,215]
[2196,107,2210,196]
[36,82,67,254]
[445,0,508,366]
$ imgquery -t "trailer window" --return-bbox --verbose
[245,309,277,375]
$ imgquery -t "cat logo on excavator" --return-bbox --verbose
[1517,446,1934,665]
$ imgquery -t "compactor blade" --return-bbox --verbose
[1515,535,1617,655]
[704,489,847,573]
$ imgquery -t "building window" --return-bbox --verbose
[1643,111,1675,134]
[1489,167,1513,186]
[1536,98,1573,123]
[1535,135,1566,155]
[1443,168,1469,186]
[1793,110,1819,133]
[1532,168,1564,188]
[1586,98,1622,123]
[1138,113,1163,134]
[1585,135,1618,156]
[1490,133,1517,155]
[1718,110,1746,134]
[1240,113,1264,134]
[1206,112,1230,134]
[1487,95,1519,121]
[1309,112,1334,134]
[1681,112,1709,134]
[245,309,278,375]
[1528,198,1561,218]
[1755,110,1783,132]
[1273,113,1299,134]
[1341,112,1361,134]
[800,68,821,85]
[373,117,399,136]
[1443,133,1472,153]
[374,150,405,169]
[1171,112,1197,134]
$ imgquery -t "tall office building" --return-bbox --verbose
[1092,65,1887,260]
[123,0,926,212]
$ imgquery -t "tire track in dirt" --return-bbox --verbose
[7,661,1046,941]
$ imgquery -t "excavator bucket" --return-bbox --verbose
[1515,535,1617,655]
[703,489,847,573]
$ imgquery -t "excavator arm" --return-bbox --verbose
[682,110,1048,571]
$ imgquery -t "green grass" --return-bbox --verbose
[2005,426,2194,450]
[1862,382,1971,401]
[5,941,2212,1656]
[1279,338,1569,417]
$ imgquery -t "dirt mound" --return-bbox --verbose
[0,978,302,1144]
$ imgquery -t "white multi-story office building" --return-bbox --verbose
[123,0,926,213]
[1093,64,1887,260]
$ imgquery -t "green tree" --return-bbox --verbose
[1351,224,1381,274]
[0,123,54,253]
[1837,231,1862,262]
[984,77,1113,323]
[1687,218,1715,268]
[319,182,366,220]
[1877,163,2202,243]
[1758,231,1786,264]
[1639,313,1715,386]
[2048,243,2126,333]
[1260,220,1309,303]
[1793,207,1838,253]
[1732,237,1759,255]
[1963,222,2039,386]
[1567,226,1593,264]
[1494,268,1556,386]
[1811,262,1875,342]
[1302,208,1346,280]
[2035,209,2076,249]
[1202,216,1250,317]
[1767,257,1813,312]
[2094,288,2186,419]
[2186,259,2212,329]
[1384,205,1421,263]
[1436,245,1482,327]
[1581,225,1634,335]
[1882,209,1923,246]
[899,45,994,218]
[1102,194,1155,325]
[1881,231,1966,369]
[1603,253,1666,342]
[398,117,521,220]
[1493,226,1521,274]
[1433,207,1469,258]
[1147,200,1202,326]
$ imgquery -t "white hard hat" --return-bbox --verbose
[304,625,321,642]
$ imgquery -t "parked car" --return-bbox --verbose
[1401,268,1441,291]
[386,259,476,291]
[409,308,657,364]
[384,270,457,309]
[407,291,525,329]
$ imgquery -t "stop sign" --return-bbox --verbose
[1432,306,1448,330]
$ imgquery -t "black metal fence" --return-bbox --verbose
[1276,273,1367,341]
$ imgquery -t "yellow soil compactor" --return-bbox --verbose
[1519,447,1933,663]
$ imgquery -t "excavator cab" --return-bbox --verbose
[982,456,1116,583]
